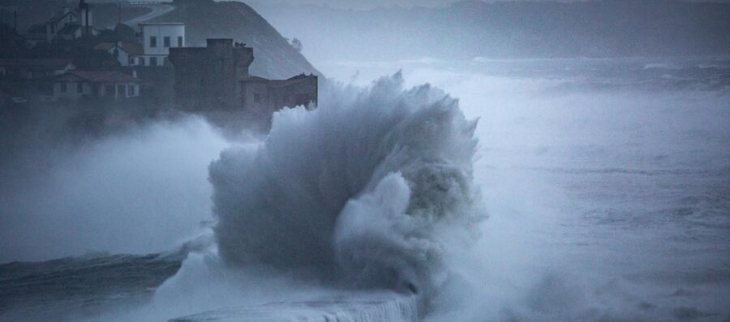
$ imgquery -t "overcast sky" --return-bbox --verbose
[244,0,730,10]
[247,0,564,10]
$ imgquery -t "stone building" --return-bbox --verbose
[168,39,317,114]
[138,23,185,67]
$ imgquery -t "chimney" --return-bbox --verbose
[78,0,90,36]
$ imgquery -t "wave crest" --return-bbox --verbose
[209,73,484,297]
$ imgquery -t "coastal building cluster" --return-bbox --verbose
[169,39,318,113]
[0,0,317,117]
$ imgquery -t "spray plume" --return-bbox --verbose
[209,73,486,303]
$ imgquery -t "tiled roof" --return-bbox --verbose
[94,42,144,56]
[94,42,116,51]
[0,58,74,69]
[63,70,140,83]
[48,10,77,25]
[119,42,144,56]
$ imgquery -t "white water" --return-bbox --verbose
[209,73,483,299]
[2,58,728,322]
[156,59,730,321]
[169,294,418,322]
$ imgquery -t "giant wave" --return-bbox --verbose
[209,72,485,310]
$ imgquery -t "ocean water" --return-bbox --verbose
[1,57,729,322]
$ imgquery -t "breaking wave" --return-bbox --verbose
[209,72,485,303]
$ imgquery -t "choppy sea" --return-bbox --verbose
[1,57,729,322]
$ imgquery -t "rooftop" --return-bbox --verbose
[120,42,144,56]
[240,74,317,87]
[94,42,144,56]
[139,22,185,25]
[270,74,317,87]
[58,70,140,83]
[94,42,117,51]
[0,58,75,69]
[48,10,77,25]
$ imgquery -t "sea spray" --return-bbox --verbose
[169,293,420,322]
[209,73,486,307]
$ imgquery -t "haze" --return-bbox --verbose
[0,0,728,321]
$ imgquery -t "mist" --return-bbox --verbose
[2,61,729,321]
[2,0,729,321]
[0,116,229,263]
[249,0,730,64]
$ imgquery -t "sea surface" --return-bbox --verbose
[1,57,729,322]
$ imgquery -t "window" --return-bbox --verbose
[129,57,135,65]
[127,84,134,97]
[164,36,170,48]
[139,57,144,65]
[177,36,183,47]
[150,57,158,66]
[150,36,157,48]
[117,84,126,98]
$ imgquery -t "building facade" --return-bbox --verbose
[168,39,317,114]
[169,39,253,109]
[52,70,140,101]
[138,23,185,67]
[94,42,145,67]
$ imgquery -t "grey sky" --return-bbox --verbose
[246,0,553,10]
[243,0,730,10]
[246,0,461,10]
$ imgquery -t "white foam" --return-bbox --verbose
[169,294,419,322]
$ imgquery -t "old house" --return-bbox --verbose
[168,39,317,114]
[138,23,185,67]
[52,70,140,101]
[28,0,96,43]
[94,42,145,67]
